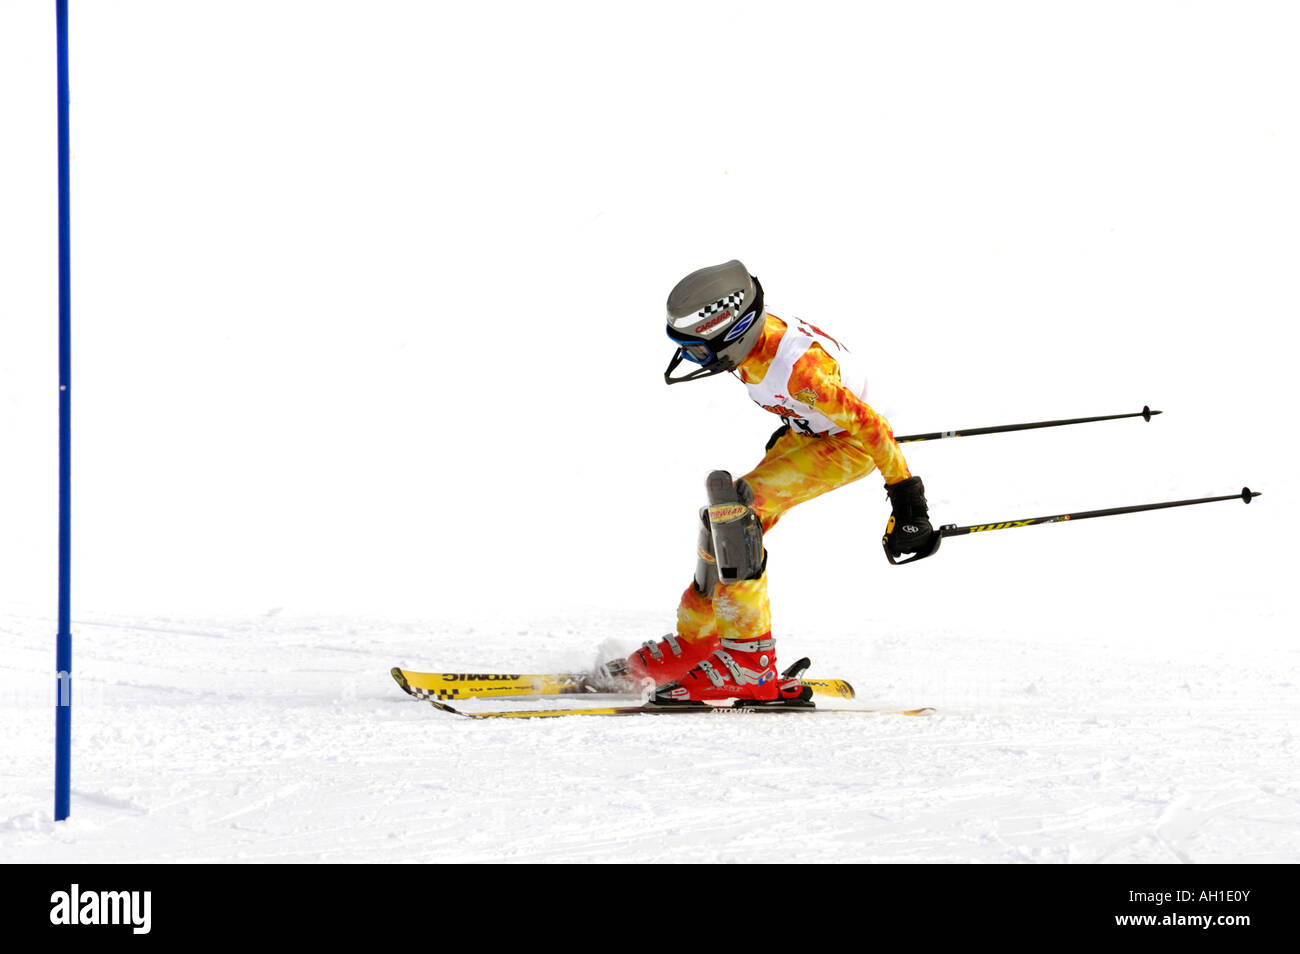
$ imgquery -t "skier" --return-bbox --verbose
[602,260,936,704]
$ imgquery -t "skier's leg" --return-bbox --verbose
[655,573,783,703]
[626,466,767,683]
[743,427,880,531]
[656,473,788,702]
[658,432,879,702]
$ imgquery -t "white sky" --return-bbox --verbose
[1,1,1295,636]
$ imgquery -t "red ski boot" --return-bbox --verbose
[597,632,719,689]
[653,636,811,705]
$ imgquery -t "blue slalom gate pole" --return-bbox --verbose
[55,0,73,822]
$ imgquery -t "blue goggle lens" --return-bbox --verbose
[666,328,716,365]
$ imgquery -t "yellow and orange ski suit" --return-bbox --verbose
[677,313,913,650]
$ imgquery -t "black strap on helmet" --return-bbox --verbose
[663,348,737,384]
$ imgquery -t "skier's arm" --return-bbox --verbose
[787,346,912,485]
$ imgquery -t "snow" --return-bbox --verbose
[2,590,1296,863]
[2,0,1298,863]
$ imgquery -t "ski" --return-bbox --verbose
[423,697,936,720]
[391,666,856,702]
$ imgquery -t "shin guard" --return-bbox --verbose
[705,470,765,584]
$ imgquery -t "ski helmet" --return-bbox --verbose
[663,260,765,384]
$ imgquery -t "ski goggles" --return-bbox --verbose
[665,306,760,365]
[665,328,720,365]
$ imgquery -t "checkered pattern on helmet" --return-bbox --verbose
[697,290,747,319]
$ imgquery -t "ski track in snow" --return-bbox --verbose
[1,608,1297,864]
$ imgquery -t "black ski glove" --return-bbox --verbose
[883,476,937,558]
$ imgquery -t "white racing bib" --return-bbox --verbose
[743,314,867,436]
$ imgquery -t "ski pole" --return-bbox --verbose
[894,405,1160,444]
[885,487,1260,565]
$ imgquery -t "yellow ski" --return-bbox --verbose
[423,697,935,720]
[391,667,855,702]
